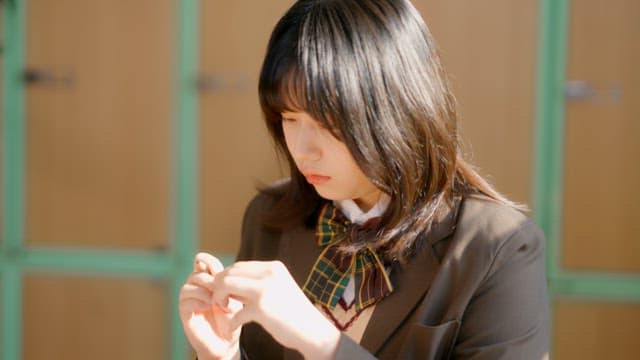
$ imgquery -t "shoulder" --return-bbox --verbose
[456,195,543,246]
[450,195,546,276]
[442,197,549,357]
[243,178,290,225]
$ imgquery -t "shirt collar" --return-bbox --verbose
[334,193,391,225]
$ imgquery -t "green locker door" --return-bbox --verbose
[1,0,199,358]
[536,0,640,358]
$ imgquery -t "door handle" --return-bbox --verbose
[565,80,622,103]
[195,73,250,93]
[23,68,76,88]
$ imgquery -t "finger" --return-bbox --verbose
[208,296,245,316]
[179,298,211,316]
[179,284,213,304]
[186,271,215,290]
[211,275,262,309]
[194,260,208,273]
[193,252,225,274]
[224,261,280,279]
[229,306,254,332]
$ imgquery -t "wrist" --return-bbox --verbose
[300,320,340,360]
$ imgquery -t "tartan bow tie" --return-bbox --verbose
[302,202,394,311]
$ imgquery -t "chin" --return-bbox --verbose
[314,186,347,202]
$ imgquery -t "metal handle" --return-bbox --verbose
[565,80,622,103]
[23,68,76,87]
[196,72,249,93]
[196,74,226,92]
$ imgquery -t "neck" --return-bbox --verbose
[354,193,380,212]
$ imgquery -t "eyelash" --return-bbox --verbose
[280,116,342,140]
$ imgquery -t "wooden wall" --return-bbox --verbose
[6,0,637,358]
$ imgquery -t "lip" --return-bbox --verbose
[304,173,331,185]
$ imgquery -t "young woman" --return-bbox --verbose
[179,1,549,359]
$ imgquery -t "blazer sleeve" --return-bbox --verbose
[453,219,550,359]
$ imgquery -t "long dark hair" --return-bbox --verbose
[258,0,519,262]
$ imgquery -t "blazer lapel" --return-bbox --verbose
[280,198,461,357]
[278,224,322,286]
[360,199,461,354]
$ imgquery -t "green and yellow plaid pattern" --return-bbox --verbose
[302,202,394,311]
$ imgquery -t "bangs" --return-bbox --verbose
[260,54,345,140]
[260,59,309,118]
[258,3,352,137]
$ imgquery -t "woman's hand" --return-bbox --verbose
[179,253,243,360]
[210,260,340,360]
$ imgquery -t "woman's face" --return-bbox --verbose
[281,111,382,211]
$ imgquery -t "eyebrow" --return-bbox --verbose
[280,112,301,119]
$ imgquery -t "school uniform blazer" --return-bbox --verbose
[236,192,549,359]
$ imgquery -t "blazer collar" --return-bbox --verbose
[282,198,461,356]
[360,197,461,354]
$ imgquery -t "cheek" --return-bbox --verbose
[339,154,377,190]
[331,150,367,183]
[281,127,296,156]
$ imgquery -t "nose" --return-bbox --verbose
[287,121,321,162]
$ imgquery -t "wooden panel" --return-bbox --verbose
[24,0,173,249]
[198,2,290,254]
[23,274,168,359]
[417,0,538,206]
[554,299,640,359]
[562,0,640,271]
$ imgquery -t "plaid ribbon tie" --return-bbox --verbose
[302,202,393,311]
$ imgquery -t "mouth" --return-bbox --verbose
[304,173,331,185]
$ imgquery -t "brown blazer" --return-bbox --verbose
[237,193,549,359]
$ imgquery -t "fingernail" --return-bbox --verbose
[196,261,208,273]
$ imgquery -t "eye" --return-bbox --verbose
[280,112,301,124]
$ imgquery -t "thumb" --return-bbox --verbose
[229,304,252,332]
